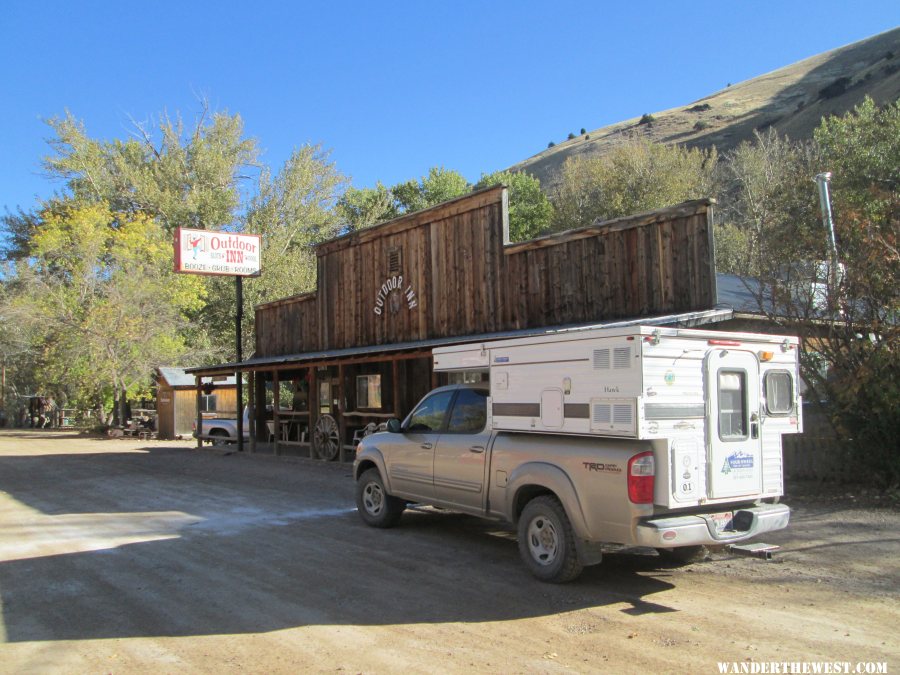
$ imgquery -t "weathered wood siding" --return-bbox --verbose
[255,187,716,357]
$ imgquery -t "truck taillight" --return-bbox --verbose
[628,451,655,504]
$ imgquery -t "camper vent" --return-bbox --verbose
[613,346,632,369]
[388,247,402,274]
[590,398,636,435]
[593,349,611,369]
[592,404,611,425]
[613,404,633,425]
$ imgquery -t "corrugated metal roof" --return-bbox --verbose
[157,367,237,387]
[715,273,768,314]
[186,308,733,375]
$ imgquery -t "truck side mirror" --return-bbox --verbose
[386,418,402,434]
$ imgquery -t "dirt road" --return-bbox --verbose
[0,430,896,673]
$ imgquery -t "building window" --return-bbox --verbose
[356,374,382,409]
[200,394,217,413]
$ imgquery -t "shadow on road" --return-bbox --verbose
[0,447,682,643]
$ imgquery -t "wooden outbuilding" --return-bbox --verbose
[190,185,730,460]
[156,367,237,440]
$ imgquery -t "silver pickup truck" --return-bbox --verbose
[354,383,790,583]
[193,407,250,444]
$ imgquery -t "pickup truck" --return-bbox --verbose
[353,383,791,583]
[193,407,250,444]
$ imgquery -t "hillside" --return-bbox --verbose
[511,27,900,189]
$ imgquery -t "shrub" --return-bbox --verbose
[638,113,655,126]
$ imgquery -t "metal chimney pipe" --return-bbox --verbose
[815,172,839,292]
[815,172,839,264]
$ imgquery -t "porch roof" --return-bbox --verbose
[186,308,733,377]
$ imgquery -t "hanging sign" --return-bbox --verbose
[174,228,262,277]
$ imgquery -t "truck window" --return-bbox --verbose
[446,388,488,433]
[764,370,793,415]
[718,370,748,441]
[406,390,455,432]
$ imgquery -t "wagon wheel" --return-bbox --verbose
[313,414,341,461]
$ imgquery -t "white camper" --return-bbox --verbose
[433,325,802,508]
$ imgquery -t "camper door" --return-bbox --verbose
[706,349,763,499]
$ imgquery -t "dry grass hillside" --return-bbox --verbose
[511,27,900,189]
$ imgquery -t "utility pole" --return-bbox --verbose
[236,275,244,453]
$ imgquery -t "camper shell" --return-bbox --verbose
[433,324,802,510]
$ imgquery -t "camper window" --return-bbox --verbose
[764,371,793,415]
[717,370,748,441]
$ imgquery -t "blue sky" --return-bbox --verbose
[1,1,897,215]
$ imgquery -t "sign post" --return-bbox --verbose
[174,228,261,453]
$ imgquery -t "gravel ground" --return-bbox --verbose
[0,430,896,674]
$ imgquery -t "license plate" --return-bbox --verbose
[710,511,734,533]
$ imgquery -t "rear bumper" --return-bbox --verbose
[635,503,790,548]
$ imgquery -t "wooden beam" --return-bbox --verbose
[273,370,280,457]
[503,199,714,255]
[392,359,400,418]
[315,185,506,256]
[195,375,202,449]
[338,363,346,462]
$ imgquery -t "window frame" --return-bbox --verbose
[445,388,489,434]
[200,394,217,413]
[404,390,456,433]
[717,368,749,442]
[356,373,383,410]
[764,370,794,416]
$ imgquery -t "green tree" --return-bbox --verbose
[337,182,398,232]
[551,137,718,232]
[228,145,347,356]
[718,129,821,278]
[475,170,553,242]
[723,100,899,485]
[24,202,205,423]
[405,166,470,211]
[43,105,257,232]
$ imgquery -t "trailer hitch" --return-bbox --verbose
[727,543,780,560]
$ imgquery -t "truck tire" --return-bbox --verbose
[356,468,404,528]
[209,429,230,446]
[518,496,583,583]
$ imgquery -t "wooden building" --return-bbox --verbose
[156,367,237,440]
[191,186,728,460]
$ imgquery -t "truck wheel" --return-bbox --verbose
[209,429,230,446]
[518,496,583,583]
[356,468,404,528]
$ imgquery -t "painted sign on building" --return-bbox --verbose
[174,228,262,277]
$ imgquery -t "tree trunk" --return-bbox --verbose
[118,385,128,426]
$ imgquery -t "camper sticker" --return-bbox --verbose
[721,450,755,475]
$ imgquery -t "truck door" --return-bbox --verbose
[433,388,490,512]
[706,349,763,500]
[385,389,454,501]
